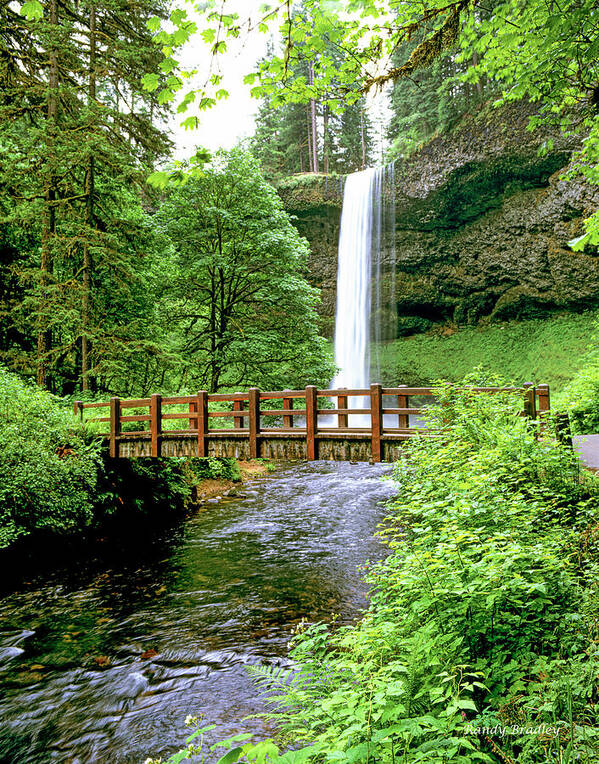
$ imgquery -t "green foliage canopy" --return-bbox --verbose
[154,148,335,392]
[146,0,599,237]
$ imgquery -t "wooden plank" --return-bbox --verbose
[234,398,245,429]
[81,401,110,409]
[161,412,199,420]
[325,388,370,397]
[537,383,550,433]
[120,414,151,422]
[370,383,383,462]
[259,390,304,399]
[261,408,307,417]
[382,387,434,396]
[249,387,260,458]
[318,408,371,415]
[197,390,208,457]
[150,393,162,457]
[109,397,121,458]
[523,382,537,420]
[119,398,151,408]
[73,400,83,419]
[382,408,422,416]
[305,385,318,460]
[397,385,409,429]
[161,395,197,405]
[208,392,251,402]
[283,395,293,428]
[337,392,348,429]
[537,384,550,412]
[207,408,308,418]
[189,401,198,431]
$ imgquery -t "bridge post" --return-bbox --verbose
[150,393,162,457]
[397,385,409,429]
[196,390,208,457]
[537,384,550,433]
[189,400,198,431]
[73,400,83,420]
[523,382,537,420]
[305,385,318,460]
[370,383,383,462]
[233,397,245,429]
[282,391,293,429]
[337,389,348,429]
[248,388,260,458]
[109,397,120,458]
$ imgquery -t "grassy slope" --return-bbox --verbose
[376,310,596,392]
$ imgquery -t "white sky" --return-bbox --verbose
[169,1,269,158]
[168,0,392,160]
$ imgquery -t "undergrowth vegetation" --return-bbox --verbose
[0,366,240,551]
[377,311,597,392]
[0,367,101,548]
[556,318,599,434]
[162,375,599,763]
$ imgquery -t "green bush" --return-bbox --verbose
[396,315,433,337]
[171,374,599,763]
[556,321,599,434]
[0,368,244,550]
[0,367,102,548]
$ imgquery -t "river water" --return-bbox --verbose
[0,462,395,763]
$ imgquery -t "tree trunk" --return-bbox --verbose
[323,101,330,174]
[472,51,483,98]
[360,108,367,170]
[308,63,319,173]
[306,105,313,173]
[38,0,59,388]
[82,3,96,391]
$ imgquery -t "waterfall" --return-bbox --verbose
[331,165,396,419]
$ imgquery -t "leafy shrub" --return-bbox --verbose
[185,457,242,483]
[0,367,102,548]
[0,368,244,550]
[396,315,433,337]
[172,374,599,763]
[557,351,599,435]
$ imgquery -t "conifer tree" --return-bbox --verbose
[0,0,172,391]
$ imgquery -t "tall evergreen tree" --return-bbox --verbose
[0,0,172,392]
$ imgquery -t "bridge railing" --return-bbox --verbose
[73,382,550,461]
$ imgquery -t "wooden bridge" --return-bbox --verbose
[74,383,550,463]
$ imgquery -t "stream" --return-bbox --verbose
[0,461,395,763]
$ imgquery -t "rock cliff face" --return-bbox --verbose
[278,102,599,337]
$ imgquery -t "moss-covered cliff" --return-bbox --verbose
[278,101,599,336]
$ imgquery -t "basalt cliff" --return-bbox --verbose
[277,101,599,337]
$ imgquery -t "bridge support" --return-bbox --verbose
[305,385,318,460]
[109,397,120,458]
[196,390,208,457]
[370,383,383,462]
[248,387,260,458]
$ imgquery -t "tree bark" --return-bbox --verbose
[323,100,330,174]
[308,63,319,173]
[472,51,483,98]
[306,105,313,173]
[37,0,59,388]
[82,4,96,390]
[360,108,367,170]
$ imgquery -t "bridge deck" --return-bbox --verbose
[74,383,550,463]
